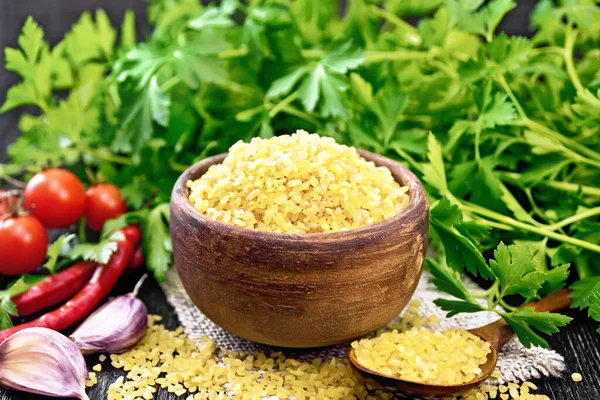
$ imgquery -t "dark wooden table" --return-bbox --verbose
[1,1,599,399]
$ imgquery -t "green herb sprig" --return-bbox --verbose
[2,0,600,347]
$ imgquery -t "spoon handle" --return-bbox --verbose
[524,288,572,313]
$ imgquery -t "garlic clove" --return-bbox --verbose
[70,294,148,355]
[0,327,88,399]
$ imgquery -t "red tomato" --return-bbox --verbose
[84,184,128,231]
[0,215,48,275]
[23,169,86,229]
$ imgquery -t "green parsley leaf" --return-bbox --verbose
[0,17,53,112]
[472,82,516,132]
[49,42,74,89]
[0,275,46,329]
[500,183,539,225]
[45,85,100,143]
[120,11,137,51]
[552,244,581,265]
[572,89,600,124]
[298,65,348,117]
[70,231,125,264]
[0,297,17,330]
[434,299,486,317]
[101,210,149,239]
[570,276,600,310]
[486,33,532,73]
[44,233,76,274]
[174,33,230,88]
[147,0,202,27]
[188,5,235,30]
[266,67,309,98]
[503,308,572,348]
[141,203,172,281]
[348,120,385,154]
[422,133,448,194]
[17,17,45,70]
[349,72,373,107]
[390,130,428,155]
[451,157,531,221]
[430,199,494,279]
[510,308,572,335]
[540,264,570,295]
[588,292,600,334]
[113,76,171,154]
[321,40,365,73]
[112,43,165,88]
[479,0,516,39]
[562,1,600,29]
[427,258,475,302]
[372,80,409,145]
[4,275,47,298]
[430,198,462,226]
[64,10,116,65]
[0,82,38,113]
[120,183,149,209]
[490,243,546,299]
[523,130,570,156]
[460,33,532,81]
[446,0,486,37]
[266,40,364,118]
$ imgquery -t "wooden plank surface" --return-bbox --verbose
[1,1,599,399]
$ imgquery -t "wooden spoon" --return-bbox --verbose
[348,288,572,399]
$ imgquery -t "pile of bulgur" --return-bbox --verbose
[187,130,409,234]
[351,328,492,385]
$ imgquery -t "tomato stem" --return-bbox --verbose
[0,175,25,188]
[1,189,26,218]
[85,168,98,186]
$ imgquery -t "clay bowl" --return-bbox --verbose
[170,150,429,348]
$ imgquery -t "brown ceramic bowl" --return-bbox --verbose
[170,150,429,348]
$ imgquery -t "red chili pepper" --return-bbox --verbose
[121,225,141,247]
[0,226,140,342]
[11,261,97,317]
[128,246,145,269]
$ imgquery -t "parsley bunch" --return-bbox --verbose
[1,0,599,347]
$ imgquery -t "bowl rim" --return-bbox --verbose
[171,148,428,243]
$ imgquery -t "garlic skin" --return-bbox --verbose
[0,327,88,399]
[70,294,148,354]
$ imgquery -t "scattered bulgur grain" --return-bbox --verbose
[99,315,549,400]
[187,130,409,234]
[92,363,102,372]
[85,371,98,388]
[571,372,583,382]
[446,376,550,400]
[106,315,391,400]
[381,300,438,334]
[99,354,107,362]
[351,328,491,385]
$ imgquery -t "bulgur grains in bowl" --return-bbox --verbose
[187,130,410,234]
[351,328,492,385]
